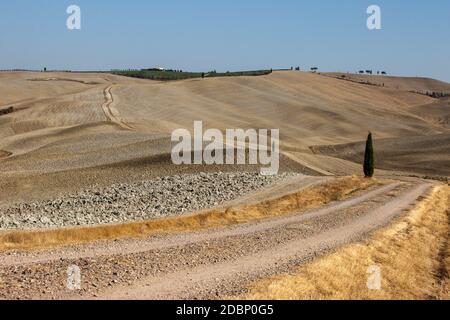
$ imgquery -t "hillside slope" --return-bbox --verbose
[0,71,448,203]
[325,72,450,94]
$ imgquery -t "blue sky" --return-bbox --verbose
[0,0,449,81]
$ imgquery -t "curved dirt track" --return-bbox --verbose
[0,180,432,300]
[102,85,133,130]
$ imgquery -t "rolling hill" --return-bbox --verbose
[0,70,449,204]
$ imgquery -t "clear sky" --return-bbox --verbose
[1,0,449,82]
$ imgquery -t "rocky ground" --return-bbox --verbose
[0,172,296,231]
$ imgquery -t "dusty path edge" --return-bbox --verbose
[98,183,432,300]
[238,184,450,300]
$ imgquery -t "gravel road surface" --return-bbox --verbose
[0,180,431,300]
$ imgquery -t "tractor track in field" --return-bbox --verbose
[101,84,134,130]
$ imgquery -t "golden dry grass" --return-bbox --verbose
[237,185,450,300]
[0,176,378,252]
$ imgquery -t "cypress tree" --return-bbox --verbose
[364,132,375,178]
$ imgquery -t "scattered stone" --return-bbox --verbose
[0,172,296,230]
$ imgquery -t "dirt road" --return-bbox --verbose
[0,180,431,300]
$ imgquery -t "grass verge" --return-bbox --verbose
[236,185,449,300]
[0,176,379,252]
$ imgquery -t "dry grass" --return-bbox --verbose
[238,185,450,300]
[0,176,378,252]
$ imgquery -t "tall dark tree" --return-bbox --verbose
[363,132,375,178]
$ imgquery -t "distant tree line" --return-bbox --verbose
[409,91,450,99]
[335,74,385,88]
[111,69,273,81]
[358,70,387,75]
